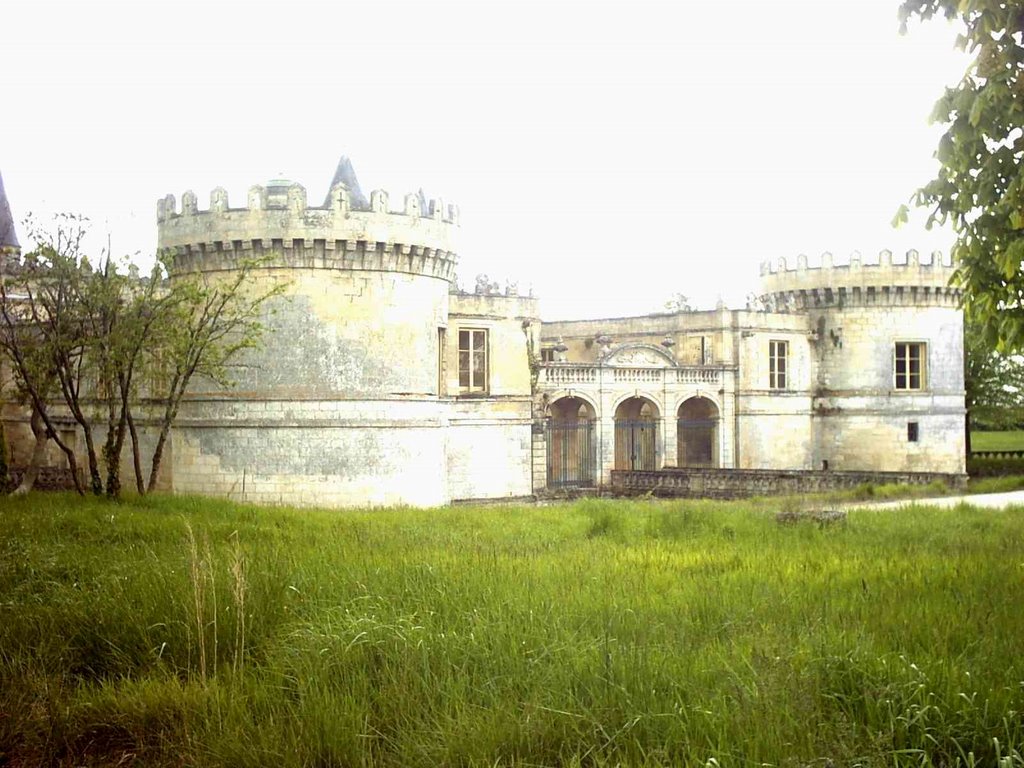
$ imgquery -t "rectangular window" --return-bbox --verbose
[769,340,788,389]
[437,328,446,397]
[540,348,555,363]
[894,342,926,390]
[458,329,488,393]
[907,421,919,442]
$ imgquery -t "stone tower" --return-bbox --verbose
[157,157,461,506]
[758,250,964,474]
[0,171,20,258]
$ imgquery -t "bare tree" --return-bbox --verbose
[146,261,284,492]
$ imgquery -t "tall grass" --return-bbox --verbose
[1,493,1022,766]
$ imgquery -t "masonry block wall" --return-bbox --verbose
[2,161,966,505]
[759,251,964,475]
[733,312,814,469]
[155,174,544,508]
[446,292,538,500]
[535,250,965,487]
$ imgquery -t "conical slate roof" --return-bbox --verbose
[323,155,369,210]
[0,171,19,251]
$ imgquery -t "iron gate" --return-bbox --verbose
[614,419,659,471]
[547,419,596,488]
[677,418,717,467]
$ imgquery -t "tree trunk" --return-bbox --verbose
[104,395,130,499]
[147,418,173,494]
[0,417,12,493]
[148,372,189,494]
[965,409,972,456]
[13,408,48,495]
[29,402,84,496]
[81,425,103,496]
[127,407,145,495]
[102,387,120,497]
[104,424,124,498]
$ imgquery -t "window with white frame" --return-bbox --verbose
[769,340,788,389]
[894,342,926,391]
[458,328,488,393]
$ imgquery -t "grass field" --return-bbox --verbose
[1,493,1023,767]
[972,430,1024,452]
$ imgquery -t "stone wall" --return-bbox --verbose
[734,314,814,469]
[446,404,534,501]
[757,252,965,476]
[542,308,733,365]
[611,467,967,499]
[9,466,77,491]
[806,303,965,474]
[444,291,539,501]
[155,176,468,508]
[171,399,449,507]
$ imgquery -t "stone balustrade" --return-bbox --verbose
[538,364,728,388]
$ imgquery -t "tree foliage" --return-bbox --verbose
[664,293,693,312]
[144,263,284,493]
[965,317,1024,429]
[0,215,281,497]
[0,215,94,494]
[897,1,1024,348]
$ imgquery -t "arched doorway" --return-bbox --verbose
[614,397,660,470]
[547,397,596,488]
[677,397,719,467]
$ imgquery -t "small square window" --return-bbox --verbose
[907,421,919,442]
[769,340,788,389]
[540,348,555,363]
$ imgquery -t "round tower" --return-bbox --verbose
[157,158,460,507]
[758,249,965,475]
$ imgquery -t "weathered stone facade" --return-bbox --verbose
[154,166,540,507]
[537,250,965,489]
[0,160,967,505]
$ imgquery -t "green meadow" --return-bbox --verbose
[1,493,1022,767]
[972,430,1024,452]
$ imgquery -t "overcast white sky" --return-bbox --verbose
[2,0,967,319]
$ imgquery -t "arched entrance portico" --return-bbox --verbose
[547,396,596,488]
[677,397,719,467]
[614,397,660,470]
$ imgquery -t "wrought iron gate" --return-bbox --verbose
[547,419,596,488]
[614,419,659,471]
[677,418,717,467]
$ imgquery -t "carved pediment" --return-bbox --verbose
[604,344,675,367]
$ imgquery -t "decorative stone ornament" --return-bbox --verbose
[554,338,569,363]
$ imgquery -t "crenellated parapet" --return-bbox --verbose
[157,180,459,282]
[758,249,960,310]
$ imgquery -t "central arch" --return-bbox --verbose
[547,396,596,488]
[614,396,660,470]
[677,396,719,468]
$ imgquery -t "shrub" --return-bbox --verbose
[967,455,1024,477]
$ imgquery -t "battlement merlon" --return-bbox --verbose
[156,183,459,257]
[759,249,958,295]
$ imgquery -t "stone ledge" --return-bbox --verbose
[610,467,968,500]
[174,420,447,429]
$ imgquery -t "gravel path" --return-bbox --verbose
[847,490,1024,510]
